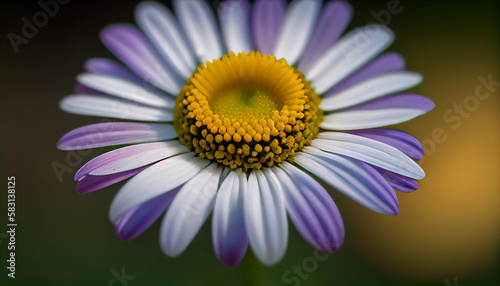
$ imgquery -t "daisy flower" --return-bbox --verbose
[58,0,434,266]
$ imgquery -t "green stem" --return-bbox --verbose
[239,252,261,286]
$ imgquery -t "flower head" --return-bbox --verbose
[58,0,434,266]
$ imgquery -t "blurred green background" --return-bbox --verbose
[1,0,498,285]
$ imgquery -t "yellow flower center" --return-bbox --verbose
[173,51,323,170]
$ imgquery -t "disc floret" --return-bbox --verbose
[174,51,323,170]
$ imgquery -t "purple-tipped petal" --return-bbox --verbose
[313,132,424,179]
[75,141,188,181]
[116,189,179,240]
[348,129,424,160]
[77,166,149,194]
[307,25,395,94]
[252,0,286,55]
[109,153,210,225]
[326,52,406,95]
[100,24,182,95]
[57,122,177,150]
[320,72,422,111]
[212,171,248,267]
[348,94,435,112]
[296,148,399,216]
[73,83,102,95]
[321,94,436,130]
[84,58,142,84]
[298,1,353,74]
[275,162,344,254]
[373,166,419,192]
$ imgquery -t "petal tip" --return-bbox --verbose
[116,228,136,241]
[56,136,70,151]
[100,23,135,43]
[216,253,245,267]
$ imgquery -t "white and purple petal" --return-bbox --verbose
[296,148,398,215]
[348,129,424,160]
[77,73,175,108]
[307,25,395,94]
[84,58,142,84]
[320,72,422,111]
[77,166,149,194]
[252,0,286,55]
[321,94,435,130]
[326,52,406,95]
[57,122,176,150]
[273,0,322,65]
[135,1,197,79]
[75,141,188,180]
[100,24,183,94]
[60,95,173,122]
[109,153,210,224]
[73,83,102,95]
[160,163,222,257]
[312,132,425,179]
[373,166,419,193]
[298,0,353,74]
[116,189,179,240]
[245,169,288,266]
[212,170,248,267]
[275,162,344,253]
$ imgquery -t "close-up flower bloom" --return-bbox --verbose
[57,0,434,267]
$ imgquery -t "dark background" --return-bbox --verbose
[1,0,499,285]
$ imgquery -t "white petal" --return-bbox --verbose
[245,169,288,266]
[219,0,253,54]
[312,132,424,179]
[322,108,428,130]
[160,163,222,256]
[109,153,210,224]
[174,0,224,63]
[212,170,248,266]
[320,72,422,111]
[273,0,322,65]
[77,73,175,108]
[135,1,197,79]
[60,95,173,121]
[307,25,394,94]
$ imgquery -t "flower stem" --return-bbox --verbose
[239,252,261,286]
